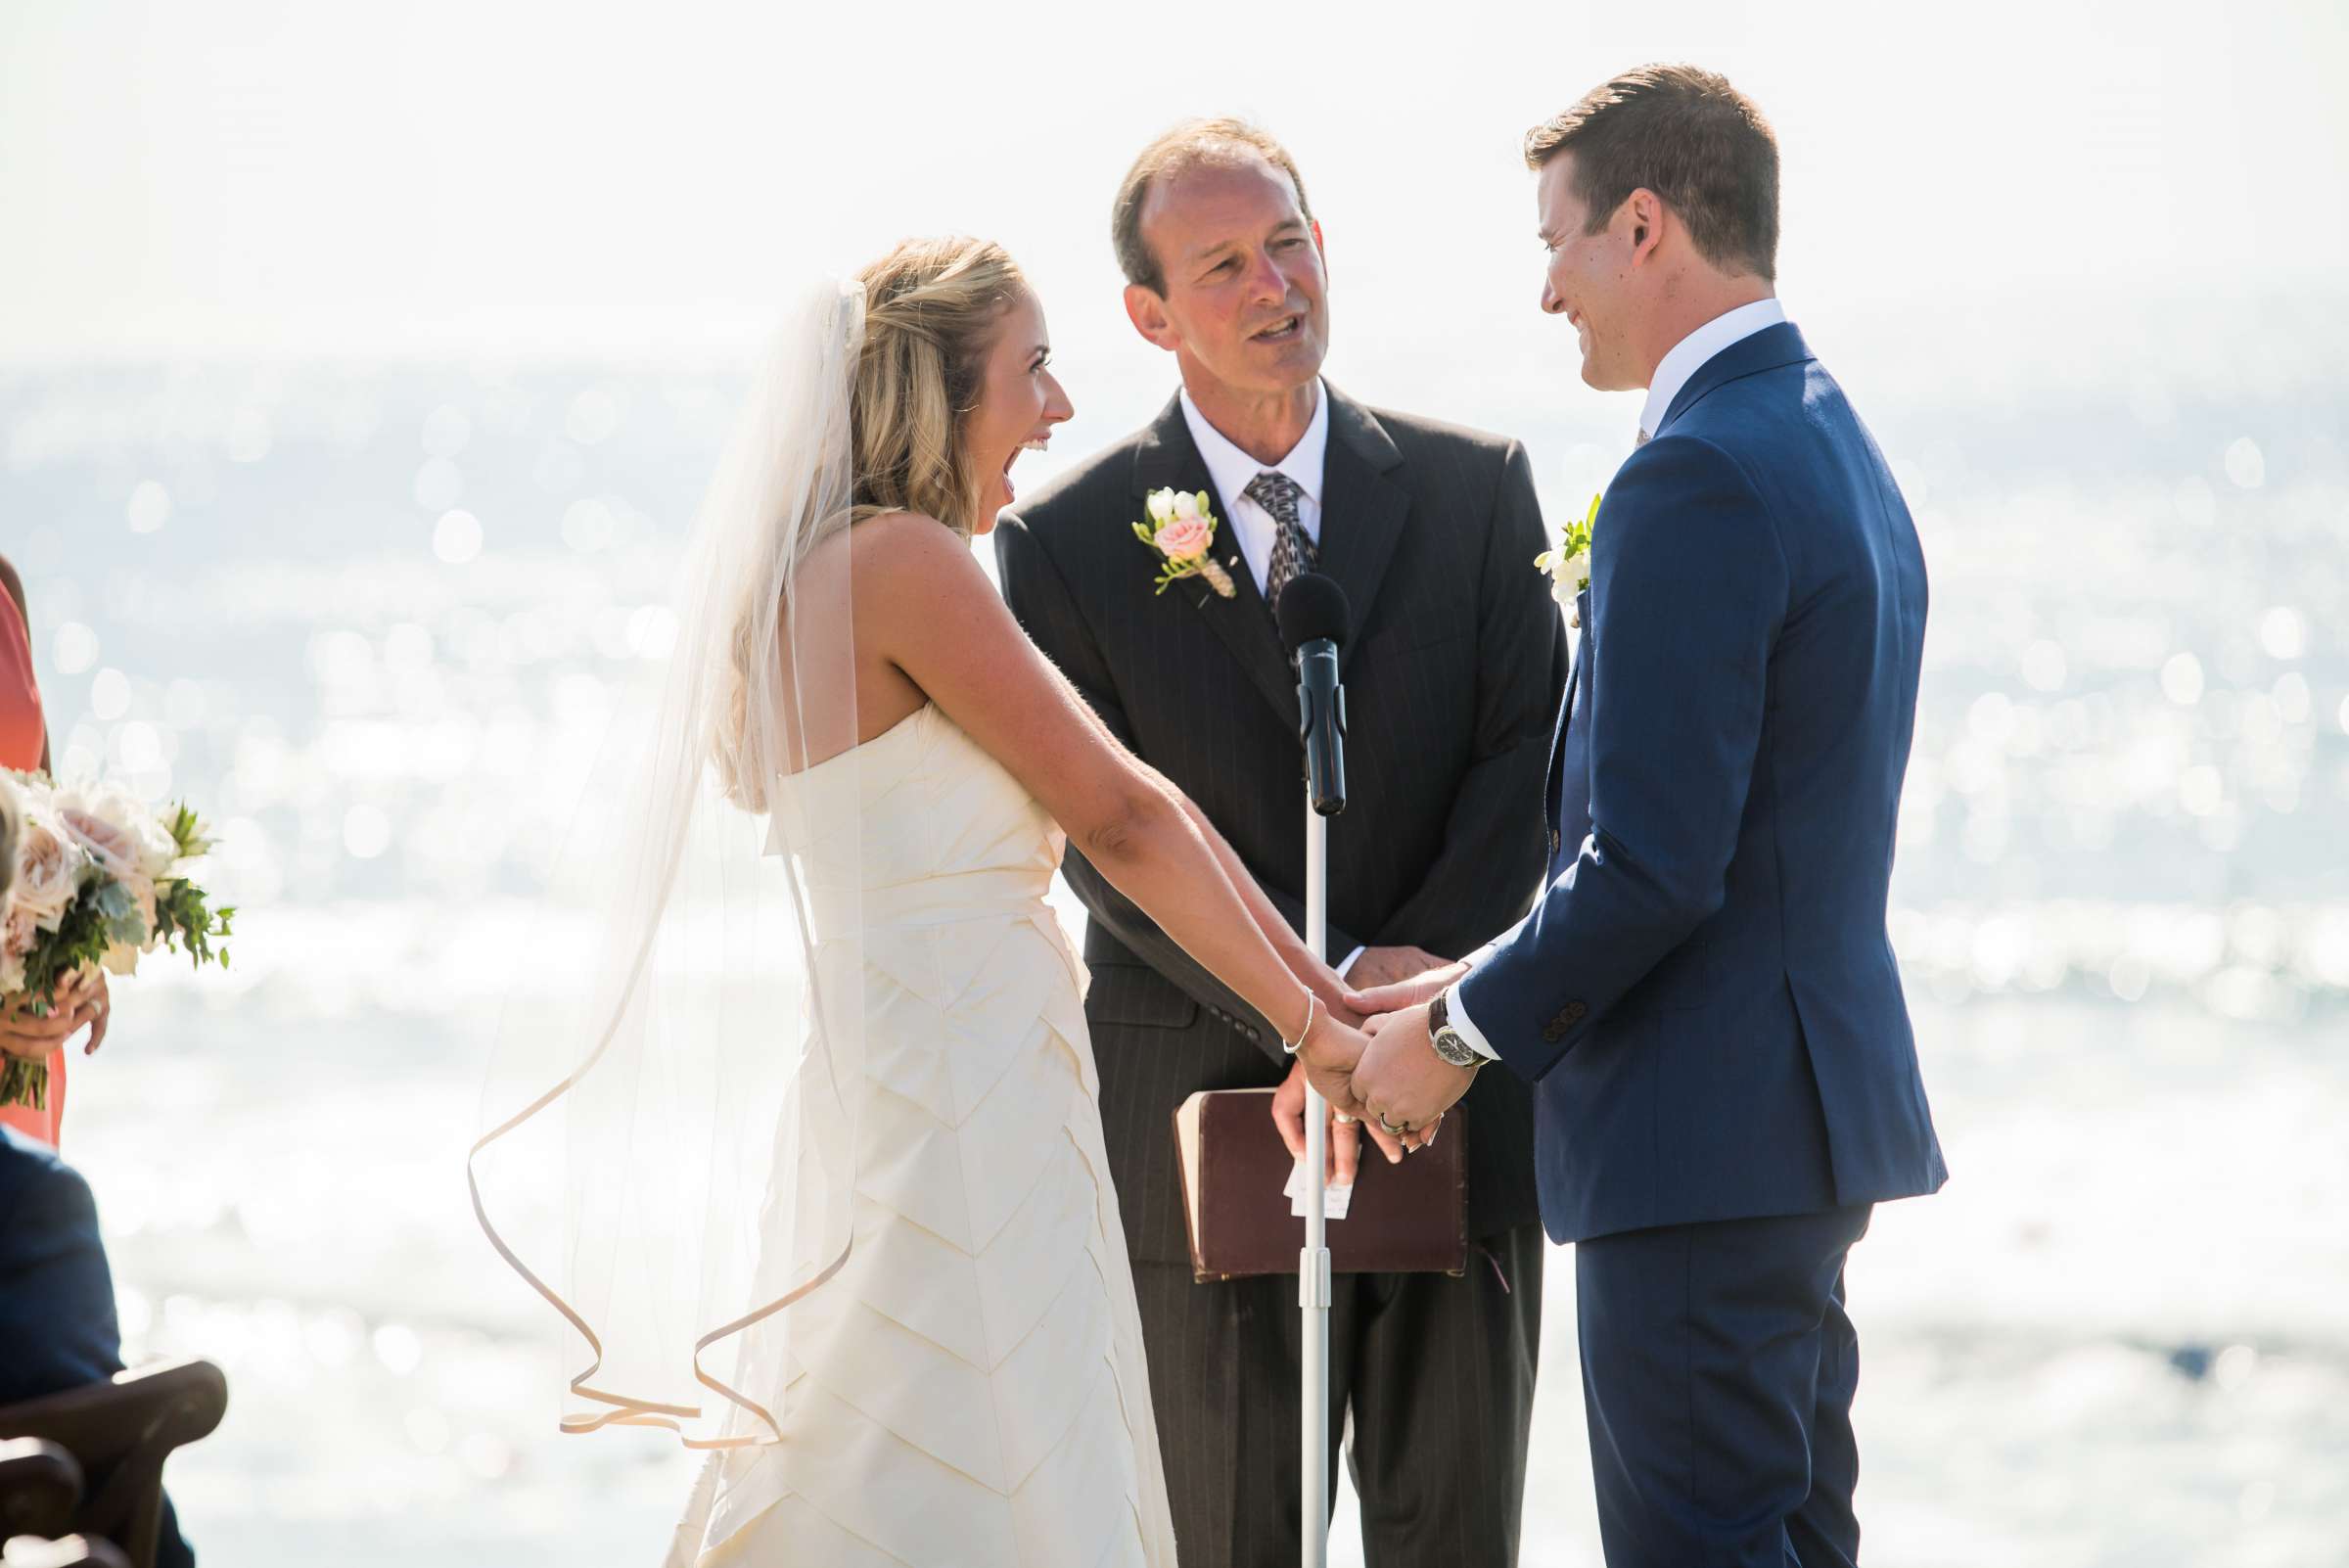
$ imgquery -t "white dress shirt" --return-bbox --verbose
[1176,381,1362,979]
[1637,297,1786,442]
[1443,299,1788,1064]
[1178,380,1328,595]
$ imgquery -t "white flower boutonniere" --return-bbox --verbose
[1133,487,1237,598]
[1535,491,1599,627]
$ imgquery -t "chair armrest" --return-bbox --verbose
[0,1360,227,1461]
[0,1360,226,1568]
[0,1438,82,1540]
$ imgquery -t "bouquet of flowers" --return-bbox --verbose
[1,771,235,1111]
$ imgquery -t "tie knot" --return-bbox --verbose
[1243,470,1304,525]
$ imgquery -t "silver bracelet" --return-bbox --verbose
[1282,990,1319,1055]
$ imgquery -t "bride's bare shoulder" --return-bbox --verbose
[846,511,988,591]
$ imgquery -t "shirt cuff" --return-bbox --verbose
[1443,982,1501,1061]
[1335,945,1366,979]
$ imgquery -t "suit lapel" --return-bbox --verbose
[1130,393,1299,727]
[1545,588,1589,827]
[1314,387,1409,675]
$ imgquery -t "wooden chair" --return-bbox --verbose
[0,1438,82,1543]
[0,1360,224,1568]
[0,1438,129,1567]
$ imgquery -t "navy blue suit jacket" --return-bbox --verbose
[0,1127,195,1568]
[1458,322,1947,1244]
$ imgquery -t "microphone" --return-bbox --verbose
[1275,573,1351,816]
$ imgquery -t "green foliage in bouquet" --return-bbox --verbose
[150,804,237,969]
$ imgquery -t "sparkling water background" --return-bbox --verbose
[6,285,2346,1565]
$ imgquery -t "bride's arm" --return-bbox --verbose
[1167,789,1346,1009]
[855,515,1364,1094]
[1054,689,1348,1018]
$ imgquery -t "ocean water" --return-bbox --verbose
[5,304,2345,1565]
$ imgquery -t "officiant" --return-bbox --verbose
[998,118,1565,1566]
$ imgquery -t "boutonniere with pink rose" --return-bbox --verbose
[1133,487,1237,598]
[1535,491,1599,627]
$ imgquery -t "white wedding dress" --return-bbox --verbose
[668,701,1179,1568]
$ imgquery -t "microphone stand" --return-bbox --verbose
[1296,647,1345,1568]
[1278,573,1349,1568]
[1302,794,1331,1568]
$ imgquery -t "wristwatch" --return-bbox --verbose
[1427,989,1483,1070]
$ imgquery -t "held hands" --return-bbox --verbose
[0,969,111,1062]
[1340,959,1476,1139]
[1270,1056,1407,1179]
[1284,995,1443,1152]
[1351,1002,1476,1137]
[1342,959,1470,1022]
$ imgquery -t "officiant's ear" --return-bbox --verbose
[1123,282,1182,354]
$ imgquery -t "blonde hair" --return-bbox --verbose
[713,239,1026,809]
[850,236,1028,537]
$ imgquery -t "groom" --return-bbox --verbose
[998,120,1564,1564]
[1344,67,1948,1567]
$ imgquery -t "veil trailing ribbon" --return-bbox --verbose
[471,280,870,1449]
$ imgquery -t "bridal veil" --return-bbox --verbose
[471,281,870,1448]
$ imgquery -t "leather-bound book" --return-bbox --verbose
[1172,1087,1467,1281]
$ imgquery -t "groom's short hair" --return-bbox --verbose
[1525,65,1778,283]
[1113,118,1316,296]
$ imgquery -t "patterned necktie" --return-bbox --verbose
[1635,427,1651,447]
[1243,470,1316,612]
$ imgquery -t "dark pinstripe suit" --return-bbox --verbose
[998,388,1565,1565]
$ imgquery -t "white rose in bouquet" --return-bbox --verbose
[53,782,179,880]
[9,805,88,936]
[53,785,157,904]
[0,908,35,995]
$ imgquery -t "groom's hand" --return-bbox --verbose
[1353,1002,1476,1137]
[1271,1059,1405,1176]
[1343,959,1469,1022]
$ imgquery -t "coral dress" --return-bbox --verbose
[0,583,63,1148]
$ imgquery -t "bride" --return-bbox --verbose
[473,237,1390,1566]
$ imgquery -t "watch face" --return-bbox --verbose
[1431,1027,1477,1068]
